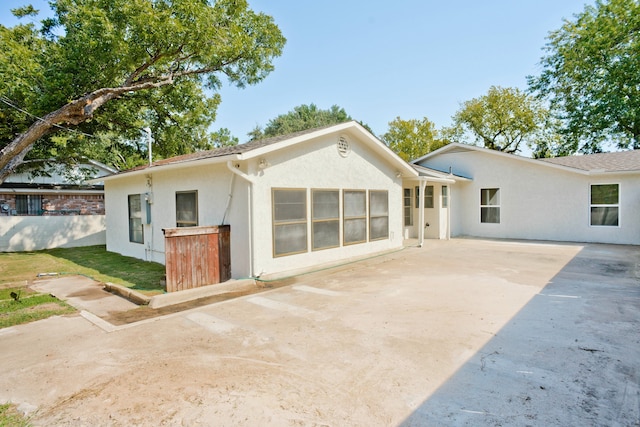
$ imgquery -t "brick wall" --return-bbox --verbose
[0,193,105,215]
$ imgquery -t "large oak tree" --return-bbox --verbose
[0,0,285,183]
[528,0,640,153]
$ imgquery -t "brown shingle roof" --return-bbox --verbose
[539,150,640,172]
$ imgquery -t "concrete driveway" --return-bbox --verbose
[0,239,638,426]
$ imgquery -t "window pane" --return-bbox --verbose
[176,191,198,226]
[312,190,339,220]
[590,207,619,226]
[274,223,307,255]
[274,190,306,222]
[404,188,412,226]
[442,186,448,208]
[425,186,434,208]
[313,220,340,250]
[591,184,618,205]
[481,188,499,206]
[370,216,389,240]
[344,218,366,244]
[370,191,388,216]
[16,195,41,215]
[344,191,366,217]
[481,207,500,224]
[128,194,143,243]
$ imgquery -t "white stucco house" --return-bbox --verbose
[99,121,417,279]
[410,143,640,245]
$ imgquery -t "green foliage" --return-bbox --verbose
[450,86,549,155]
[210,127,239,148]
[528,0,640,153]
[250,104,353,140]
[382,117,448,161]
[0,403,30,427]
[0,0,285,178]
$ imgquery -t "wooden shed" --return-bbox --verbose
[163,225,231,292]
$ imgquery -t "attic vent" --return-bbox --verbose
[337,136,350,157]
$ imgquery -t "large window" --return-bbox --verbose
[415,185,434,208]
[480,188,500,224]
[176,191,198,227]
[273,189,308,256]
[369,190,389,240]
[403,188,413,226]
[16,195,41,215]
[312,190,340,250]
[590,184,619,226]
[128,194,143,244]
[344,190,367,245]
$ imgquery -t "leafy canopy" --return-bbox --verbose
[528,0,640,152]
[0,0,285,182]
[382,117,448,161]
[249,103,363,140]
[449,86,549,155]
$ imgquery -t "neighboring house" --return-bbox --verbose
[98,121,417,279]
[0,160,116,251]
[411,143,640,245]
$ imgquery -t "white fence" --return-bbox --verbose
[0,215,106,252]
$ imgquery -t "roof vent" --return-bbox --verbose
[337,136,350,157]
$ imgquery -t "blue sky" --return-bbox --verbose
[1,1,590,142]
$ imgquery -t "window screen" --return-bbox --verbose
[16,195,41,215]
[312,190,340,250]
[176,191,198,227]
[273,189,308,256]
[128,194,143,243]
[344,190,366,244]
[369,190,389,240]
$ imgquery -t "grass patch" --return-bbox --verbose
[0,290,75,329]
[0,403,30,427]
[0,245,165,294]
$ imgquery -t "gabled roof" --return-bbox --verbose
[414,143,640,175]
[539,150,640,172]
[100,121,417,181]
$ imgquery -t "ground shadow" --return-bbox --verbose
[399,243,640,426]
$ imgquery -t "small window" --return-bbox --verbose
[415,185,434,209]
[176,191,198,227]
[128,194,144,243]
[442,186,449,208]
[480,188,500,224]
[369,190,389,240]
[590,184,619,226]
[403,188,413,226]
[273,189,308,256]
[344,190,367,245]
[312,190,340,250]
[16,195,41,215]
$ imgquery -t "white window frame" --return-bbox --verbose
[480,188,501,224]
[403,188,413,226]
[415,185,434,209]
[272,188,308,257]
[176,190,198,227]
[128,194,144,244]
[590,183,619,227]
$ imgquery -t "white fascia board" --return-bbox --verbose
[0,188,104,195]
[90,154,242,183]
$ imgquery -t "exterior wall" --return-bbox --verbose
[104,165,251,277]
[419,150,640,245]
[0,215,106,251]
[104,130,404,279]
[249,132,403,277]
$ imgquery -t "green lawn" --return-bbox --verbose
[0,403,30,427]
[0,245,166,293]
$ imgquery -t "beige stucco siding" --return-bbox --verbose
[420,150,640,245]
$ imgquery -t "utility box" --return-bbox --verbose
[163,225,231,292]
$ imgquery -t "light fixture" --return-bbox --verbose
[258,158,269,169]
[395,171,402,178]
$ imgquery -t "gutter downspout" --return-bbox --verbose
[226,161,256,278]
[418,178,427,248]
